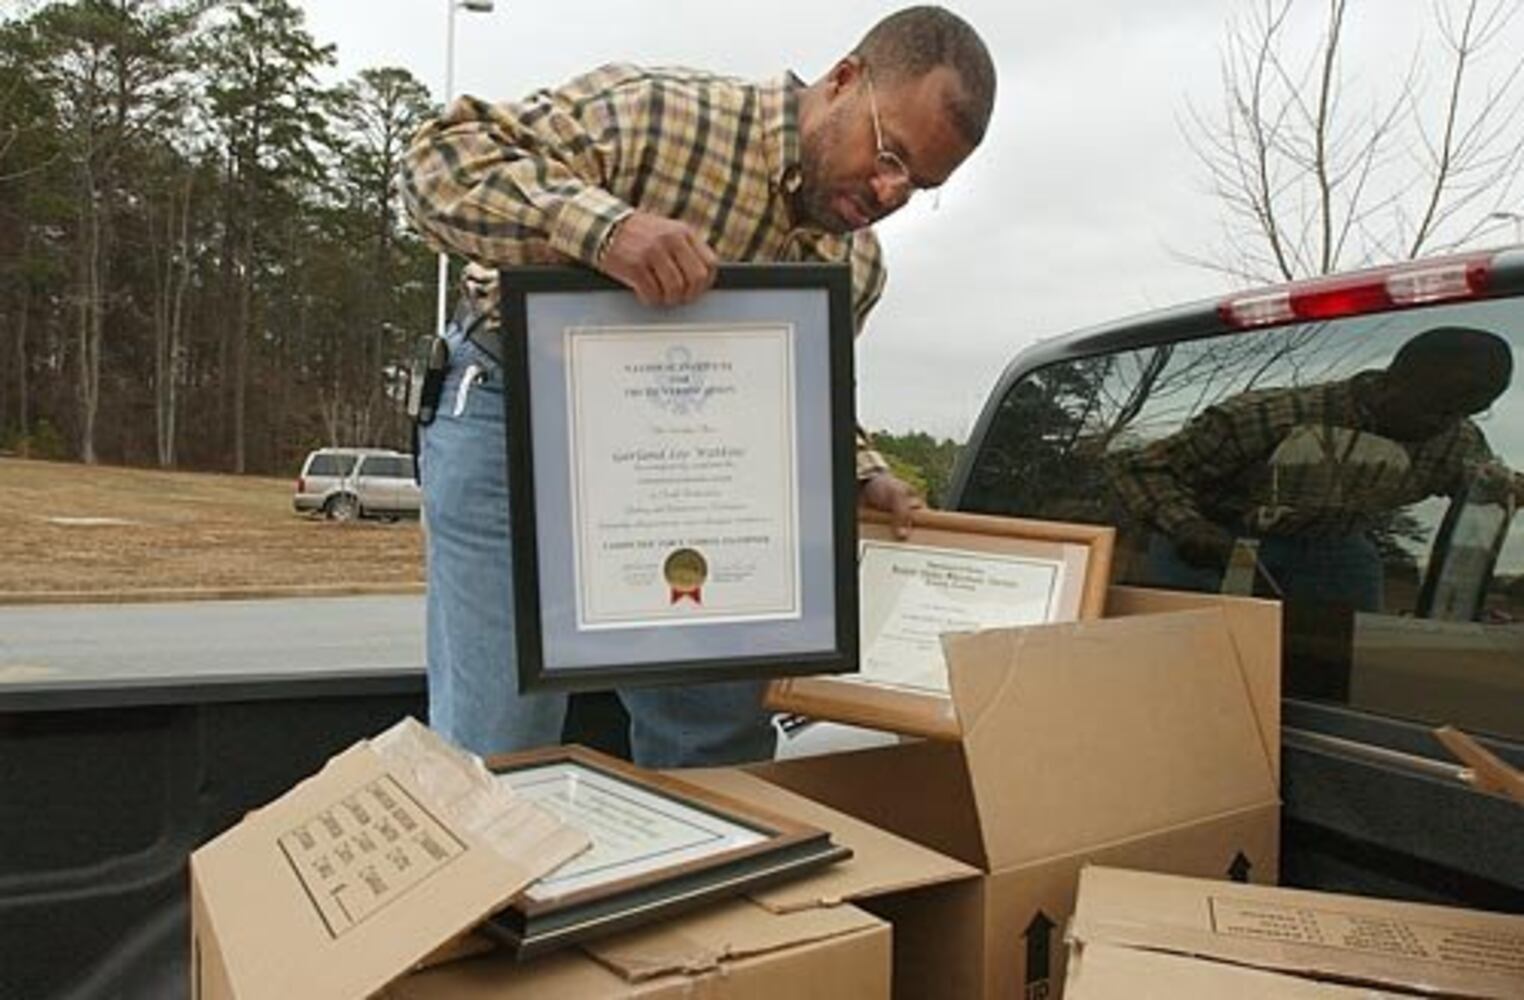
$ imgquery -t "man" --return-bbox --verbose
[399,6,997,764]
[1107,326,1519,612]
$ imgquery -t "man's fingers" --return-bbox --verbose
[691,230,719,267]
[684,230,719,294]
[892,491,923,539]
[860,473,923,540]
[647,252,688,306]
[600,246,657,305]
[626,266,661,307]
[655,230,714,304]
[670,240,715,302]
[600,212,720,307]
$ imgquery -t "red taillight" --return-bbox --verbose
[1295,281,1392,319]
[297,477,305,493]
[1219,253,1493,329]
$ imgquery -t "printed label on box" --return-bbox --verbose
[1209,896,1524,974]
[278,775,467,937]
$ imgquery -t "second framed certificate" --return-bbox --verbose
[767,509,1115,739]
[502,264,858,692]
[485,745,850,957]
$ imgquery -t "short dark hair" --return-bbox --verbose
[853,5,996,146]
[1389,326,1514,401]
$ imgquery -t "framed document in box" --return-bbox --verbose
[484,745,850,958]
[766,509,1115,740]
[500,264,859,693]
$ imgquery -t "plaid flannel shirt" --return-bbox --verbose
[399,63,891,479]
[1107,373,1496,539]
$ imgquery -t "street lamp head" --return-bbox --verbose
[1488,211,1523,246]
[459,0,495,11]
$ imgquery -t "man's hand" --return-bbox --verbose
[1473,462,1524,511]
[1173,519,1238,571]
[860,472,924,539]
[600,211,719,306]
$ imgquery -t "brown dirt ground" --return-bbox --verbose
[0,457,424,597]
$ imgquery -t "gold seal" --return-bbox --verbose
[663,548,708,604]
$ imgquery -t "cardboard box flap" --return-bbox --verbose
[191,720,588,1000]
[1067,941,1362,998]
[382,900,886,998]
[583,895,879,983]
[675,767,979,912]
[1105,587,1282,782]
[379,947,634,1000]
[748,739,989,868]
[944,608,1279,870]
[1069,867,1524,1000]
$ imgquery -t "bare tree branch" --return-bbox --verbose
[1314,0,1347,272]
[1182,0,1524,283]
[1409,0,1479,253]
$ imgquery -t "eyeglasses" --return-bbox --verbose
[863,68,915,196]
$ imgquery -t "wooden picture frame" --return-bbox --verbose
[484,745,850,958]
[766,508,1115,741]
[500,264,859,694]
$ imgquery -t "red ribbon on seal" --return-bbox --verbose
[670,586,703,605]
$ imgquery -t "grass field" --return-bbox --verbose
[0,457,424,598]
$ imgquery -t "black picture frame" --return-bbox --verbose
[500,263,859,693]
[484,745,851,959]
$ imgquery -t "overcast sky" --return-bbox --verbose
[298,0,1523,439]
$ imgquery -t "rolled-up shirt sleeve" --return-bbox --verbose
[398,86,636,268]
[844,231,890,480]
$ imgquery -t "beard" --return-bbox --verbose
[793,164,853,233]
[793,104,858,233]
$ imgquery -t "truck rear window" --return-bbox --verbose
[959,295,1524,742]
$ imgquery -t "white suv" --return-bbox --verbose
[293,448,421,521]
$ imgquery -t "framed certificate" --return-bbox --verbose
[484,745,850,958]
[501,264,858,692]
[766,509,1115,739]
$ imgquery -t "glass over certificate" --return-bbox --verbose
[498,761,766,901]
[565,323,801,630]
[766,510,1115,739]
[504,264,859,693]
[858,539,1065,694]
[484,744,851,956]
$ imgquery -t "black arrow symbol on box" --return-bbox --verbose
[1229,851,1253,883]
[1023,909,1055,989]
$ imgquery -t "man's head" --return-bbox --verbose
[795,5,996,233]
[1366,326,1513,440]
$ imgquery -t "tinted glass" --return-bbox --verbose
[962,298,1524,740]
[361,456,413,479]
[305,453,355,477]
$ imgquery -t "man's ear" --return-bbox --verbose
[826,55,864,97]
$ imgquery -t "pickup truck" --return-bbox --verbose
[3,246,1521,999]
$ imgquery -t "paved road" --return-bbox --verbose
[0,594,424,687]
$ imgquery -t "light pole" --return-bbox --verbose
[1489,211,1524,245]
[436,0,496,341]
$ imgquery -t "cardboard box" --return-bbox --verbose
[192,720,978,999]
[190,719,590,1000]
[381,767,979,998]
[380,899,893,999]
[750,587,1283,999]
[1065,866,1524,999]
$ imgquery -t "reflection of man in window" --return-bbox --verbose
[1107,327,1519,611]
